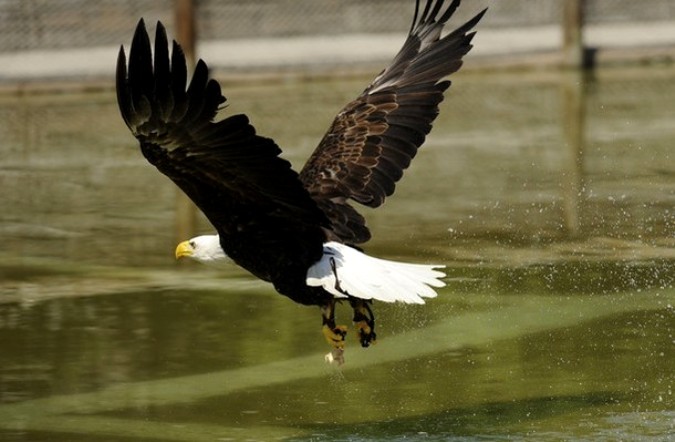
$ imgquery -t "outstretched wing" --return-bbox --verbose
[299,0,486,244]
[117,20,328,258]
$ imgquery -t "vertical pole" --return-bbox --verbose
[562,0,585,68]
[559,71,586,238]
[560,0,587,236]
[174,0,198,245]
[174,0,196,68]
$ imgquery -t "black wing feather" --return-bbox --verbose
[299,0,486,244]
[117,19,328,278]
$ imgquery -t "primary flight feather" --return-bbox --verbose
[116,0,485,364]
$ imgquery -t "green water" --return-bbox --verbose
[0,66,673,440]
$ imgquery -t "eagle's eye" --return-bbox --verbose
[189,240,196,248]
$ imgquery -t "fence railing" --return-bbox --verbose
[1,0,674,88]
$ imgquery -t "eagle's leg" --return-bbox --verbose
[321,299,347,349]
[321,299,347,365]
[350,299,377,347]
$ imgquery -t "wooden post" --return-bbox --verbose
[559,71,586,237]
[174,0,198,245]
[562,0,585,68]
[174,0,196,67]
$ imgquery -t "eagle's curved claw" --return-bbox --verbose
[351,299,376,348]
[322,324,348,349]
[355,320,377,347]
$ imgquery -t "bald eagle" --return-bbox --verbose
[116,0,485,363]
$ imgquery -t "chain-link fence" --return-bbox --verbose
[2,0,674,52]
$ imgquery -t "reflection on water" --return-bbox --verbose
[0,66,673,440]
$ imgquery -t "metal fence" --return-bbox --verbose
[2,0,674,52]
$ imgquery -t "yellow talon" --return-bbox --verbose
[323,324,348,349]
[355,320,371,335]
[355,320,377,347]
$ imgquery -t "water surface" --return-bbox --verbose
[0,66,673,440]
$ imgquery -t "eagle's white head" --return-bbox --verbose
[175,234,228,264]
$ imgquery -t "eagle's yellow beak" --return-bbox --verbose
[175,240,194,259]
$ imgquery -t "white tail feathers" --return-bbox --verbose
[306,242,446,304]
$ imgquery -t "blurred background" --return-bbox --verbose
[2,0,675,83]
[2,0,673,264]
[0,1,674,441]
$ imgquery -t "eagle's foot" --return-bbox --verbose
[321,300,348,365]
[351,299,376,348]
[321,299,347,349]
[322,324,348,349]
[355,320,377,347]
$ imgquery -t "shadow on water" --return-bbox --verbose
[0,65,673,440]
[300,393,629,441]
